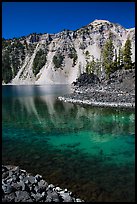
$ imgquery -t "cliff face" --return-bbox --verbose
[2,19,135,85]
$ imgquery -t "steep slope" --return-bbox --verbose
[2,19,135,85]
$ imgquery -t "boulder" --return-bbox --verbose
[4,192,16,202]
[15,191,33,202]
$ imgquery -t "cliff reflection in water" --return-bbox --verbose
[2,87,135,142]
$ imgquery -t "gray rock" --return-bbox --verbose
[2,165,85,202]
[55,186,62,192]
[2,171,9,179]
[21,172,27,178]
[34,185,40,193]
[34,178,38,184]
[46,190,53,200]
[38,179,48,191]
[35,174,42,182]
[4,192,16,202]
[23,176,29,183]
[7,178,13,184]
[2,180,5,185]
[19,175,24,180]
[32,192,44,202]
[2,197,8,202]
[12,174,19,182]
[25,179,29,185]
[2,184,14,194]
[2,166,8,173]
[13,166,20,174]
[15,191,33,202]
[29,186,33,191]
[11,182,22,191]
[59,192,73,202]
[2,184,7,193]
[47,183,55,190]
[42,191,46,197]
[119,78,123,83]
[9,170,14,177]
[17,180,26,191]
[45,197,52,202]
[51,191,59,202]
[23,176,35,185]
[20,169,27,174]
[28,175,35,184]
[76,198,83,202]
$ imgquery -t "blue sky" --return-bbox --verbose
[2,2,135,39]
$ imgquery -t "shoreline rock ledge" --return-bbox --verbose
[57,68,135,109]
[57,96,135,109]
[2,165,84,202]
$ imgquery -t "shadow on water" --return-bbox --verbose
[2,85,135,202]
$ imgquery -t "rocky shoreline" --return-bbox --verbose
[58,96,135,109]
[2,165,84,202]
[57,69,135,109]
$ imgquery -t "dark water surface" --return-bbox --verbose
[2,85,135,202]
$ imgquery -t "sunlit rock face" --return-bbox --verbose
[2,19,135,85]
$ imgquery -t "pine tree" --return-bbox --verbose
[2,51,12,83]
[95,58,101,77]
[85,50,90,61]
[123,37,132,69]
[102,32,114,79]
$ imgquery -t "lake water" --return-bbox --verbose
[2,85,135,202]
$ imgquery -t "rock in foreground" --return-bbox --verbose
[2,165,84,202]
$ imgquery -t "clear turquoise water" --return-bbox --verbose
[2,85,135,202]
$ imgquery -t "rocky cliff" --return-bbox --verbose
[2,19,135,85]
